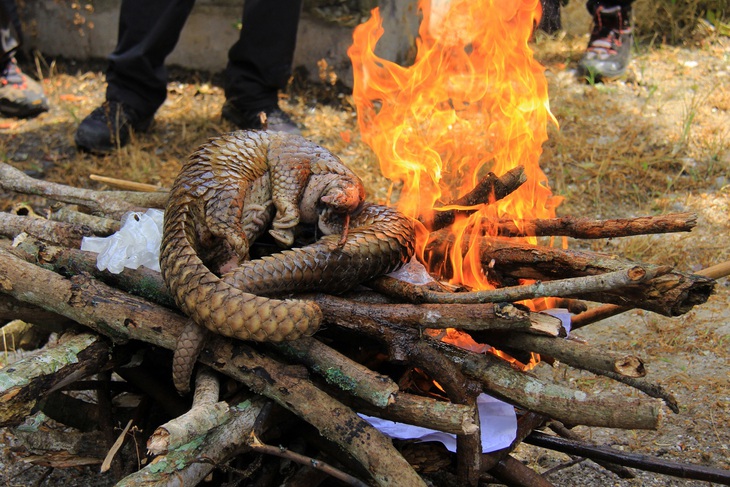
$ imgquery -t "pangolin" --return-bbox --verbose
[159,130,415,392]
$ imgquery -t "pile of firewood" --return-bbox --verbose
[1,160,729,486]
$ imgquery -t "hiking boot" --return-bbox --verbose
[221,101,301,135]
[578,5,633,80]
[75,101,153,153]
[0,58,49,118]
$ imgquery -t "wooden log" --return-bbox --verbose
[117,396,268,487]
[524,431,730,484]
[0,332,111,426]
[428,338,664,430]
[571,259,730,328]
[421,166,527,232]
[0,162,155,219]
[425,236,715,316]
[0,248,426,487]
[270,337,399,408]
[314,294,563,335]
[409,340,482,486]
[147,367,231,456]
[2,239,176,309]
[486,212,697,239]
[487,333,680,413]
[0,294,72,331]
[337,389,479,436]
[0,212,95,248]
[488,455,555,487]
[319,297,664,430]
[50,206,121,236]
[376,266,664,305]
[489,333,647,378]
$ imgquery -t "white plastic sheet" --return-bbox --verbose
[360,393,517,453]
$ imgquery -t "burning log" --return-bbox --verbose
[420,166,527,232]
[571,259,730,328]
[485,212,697,239]
[372,265,667,305]
[425,235,715,316]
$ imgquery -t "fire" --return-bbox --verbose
[348,0,562,292]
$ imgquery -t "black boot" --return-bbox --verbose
[221,101,301,135]
[75,101,153,153]
[578,4,633,80]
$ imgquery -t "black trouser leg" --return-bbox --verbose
[224,0,302,112]
[106,0,195,117]
[0,0,21,66]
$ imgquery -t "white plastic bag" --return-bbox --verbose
[80,209,164,274]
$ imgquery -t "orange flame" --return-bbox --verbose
[348,0,562,292]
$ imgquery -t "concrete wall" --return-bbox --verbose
[20,0,421,87]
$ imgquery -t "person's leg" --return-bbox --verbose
[0,0,49,117]
[579,0,635,80]
[106,0,195,117]
[75,0,195,152]
[538,0,563,35]
[222,0,303,132]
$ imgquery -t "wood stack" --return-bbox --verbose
[1,161,729,486]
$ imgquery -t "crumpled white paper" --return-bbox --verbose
[80,209,164,274]
[360,393,517,453]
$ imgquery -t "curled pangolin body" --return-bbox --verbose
[160,130,415,345]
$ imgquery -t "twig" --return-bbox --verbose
[248,432,369,487]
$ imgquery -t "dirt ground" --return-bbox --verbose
[1,4,729,486]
